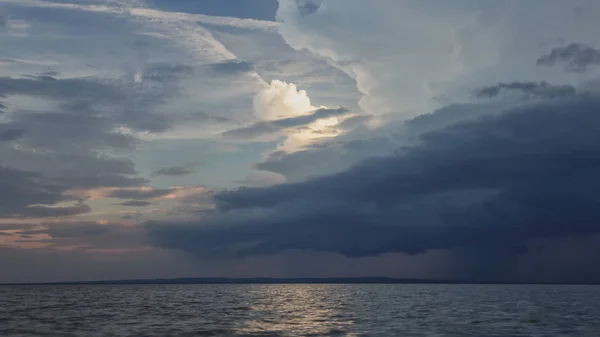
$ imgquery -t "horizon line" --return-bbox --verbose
[3,277,599,286]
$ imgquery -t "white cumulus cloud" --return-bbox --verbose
[253,79,315,120]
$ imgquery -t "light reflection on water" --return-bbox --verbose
[238,285,357,336]
[1,284,600,336]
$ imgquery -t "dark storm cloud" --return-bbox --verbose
[119,200,153,207]
[222,108,350,139]
[255,133,400,181]
[252,102,510,182]
[537,43,600,72]
[148,91,600,259]
[476,82,576,99]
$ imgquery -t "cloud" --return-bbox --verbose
[22,203,92,218]
[147,0,279,21]
[152,162,203,176]
[152,166,196,177]
[228,79,352,152]
[148,89,600,262]
[234,170,286,187]
[476,82,576,99]
[0,0,279,32]
[252,99,533,183]
[0,223,34,231]
[222,107,349,140]
[102,187,175,200]
[296,0,323,17]
[140,63,195,83]
[0,164,70,218]
[14,222,114,239]
[275,0,497,116]
[0,13,7,28]
[254,130,399,182]
[0,129,23,142]
[337,115,372,131]
[0,75,123,104]
[211,60,254,75]
[87,186,211,203]
[6,220,150,256]
[537,43,600,72]
[0,72,180,191]
[118,200,153,207]
[0,62,205,205]
[189,111,230,124]
[0,0,292,232]
[276,0,600,120]
[4,0,600,284]
[0,0,265,220]
[253,79,315,120]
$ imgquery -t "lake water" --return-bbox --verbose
[1,284,599,336]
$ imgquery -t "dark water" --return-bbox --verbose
[1,284,599,336]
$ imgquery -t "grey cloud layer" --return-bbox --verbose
[23,204,92,218]
[0,162,95,218]
[8,221,148,254]
[0,129,23,142]
[476,82,576,99]
[152,167,196,176]
[148,87,600,261]
[537,43,600,72]
[106,189,174,200]
[152,162,203,176]
[0,101,7,114]
[0,164,65,217]
[118,200,154,207]
[211,60,254,75]
[0,61,204,214]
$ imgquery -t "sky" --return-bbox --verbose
[1,0,600,284]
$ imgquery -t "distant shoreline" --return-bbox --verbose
[2,277,599,286]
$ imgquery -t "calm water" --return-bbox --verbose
[1,284,599,336]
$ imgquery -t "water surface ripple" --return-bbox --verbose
[1,284,599,336]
